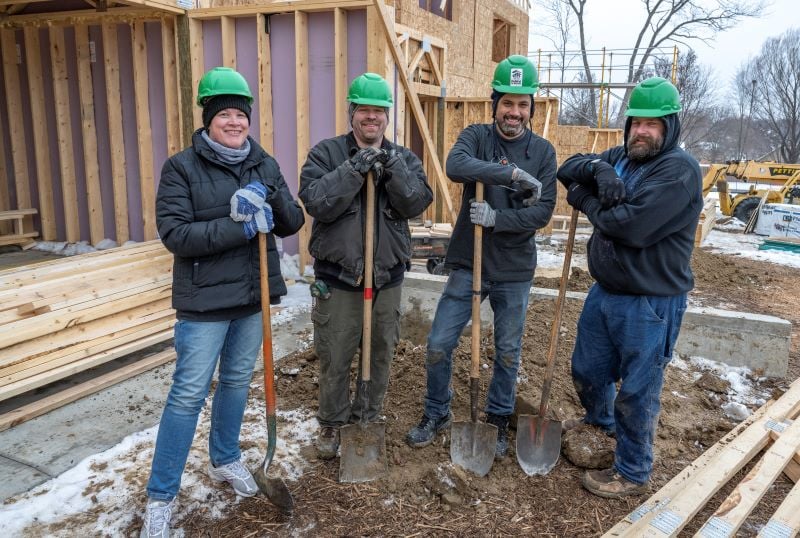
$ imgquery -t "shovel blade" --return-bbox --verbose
[450,421,498,477]
[339,422,387,483]
[253,468,294,514]
[516,414,562,476]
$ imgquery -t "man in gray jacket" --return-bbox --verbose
[299,73,433,459]
[406,55,557,460]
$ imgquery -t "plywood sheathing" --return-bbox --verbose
[393,0,528,98]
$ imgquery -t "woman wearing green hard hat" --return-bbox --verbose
[140,67,304,537]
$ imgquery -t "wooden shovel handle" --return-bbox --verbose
[258,232,276,417]
[537,208,579,419]
[470,183,484,423]
[362,170,376,383]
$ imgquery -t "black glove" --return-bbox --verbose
[510,168,542,206]
[349,146,383,174]
[566,183,594,213]
[592,159,626,208]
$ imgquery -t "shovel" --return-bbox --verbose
[252,232,294,513]
[450,182,498,477]
[516,208,579,476]
[339,170,387,483]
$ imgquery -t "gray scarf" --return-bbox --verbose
[201,130,251,164]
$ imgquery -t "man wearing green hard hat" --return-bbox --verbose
[405,54,557,462]
[140,66,304,537]
[557,76,703,498]
[299,73,432,460]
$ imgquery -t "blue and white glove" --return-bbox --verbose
[470,201,496,228]
[230,182,268,222]
[242,203,274,239]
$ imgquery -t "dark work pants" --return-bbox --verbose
[312,285,401,427]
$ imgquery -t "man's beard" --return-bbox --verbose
[496,115,526,138]
[627,134,663,161]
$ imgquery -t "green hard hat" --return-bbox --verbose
[196,67,254,107]
[492,55,539,94]
[347,73,393,107]
[625,76,682,117]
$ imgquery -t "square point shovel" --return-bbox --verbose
[516,208,579,476]
[253,232,294,513]
[450,182,498,477]
[339,170,387,483]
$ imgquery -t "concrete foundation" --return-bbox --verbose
[401,273,792,378]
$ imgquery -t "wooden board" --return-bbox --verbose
[256,12,273,154]
[0,348,176,433]
[161,16,181,157]
[132,21,156,240]
[101,22,130,244]
[1,28,31,210]
[75,24,105,245]
[606,377,800,536]
[22,27,56,241]
[50,26,80,243]
[295,10,311,273]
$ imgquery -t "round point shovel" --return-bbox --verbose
[339,170,387,483]
[516,208,579,476]
[252,232,294,513]
[450,182,498,477]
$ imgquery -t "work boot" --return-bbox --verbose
[582,468,649,499]
[140,498,174,538]
[316,426,340,459]
[486,413,510,460]
[208,459,258,497]
[405,412,452,448]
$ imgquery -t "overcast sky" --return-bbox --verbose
[528,0,796,85]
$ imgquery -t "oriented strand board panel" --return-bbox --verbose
[394,0,529,97]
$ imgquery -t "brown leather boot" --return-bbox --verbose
[582,468,648,499]
[316,426,340,460]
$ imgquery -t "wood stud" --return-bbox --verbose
[22,27,56,240]
[75,24,105,245]
[101,22,130,244]
[132,21,156,240]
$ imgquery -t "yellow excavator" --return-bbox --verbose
[702,160,800,222]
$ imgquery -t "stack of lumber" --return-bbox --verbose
[694,196,717,246]
[0,241,176,427]
[605,376,800,537]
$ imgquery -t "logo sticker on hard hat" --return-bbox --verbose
[510,68,523,87]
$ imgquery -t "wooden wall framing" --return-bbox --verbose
[0,8,181,244]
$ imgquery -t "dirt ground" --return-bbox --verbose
[154,231,799,536]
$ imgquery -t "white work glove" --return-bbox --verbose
[230,182,268,222]
[470,201,496,228]
[510,168,543,207]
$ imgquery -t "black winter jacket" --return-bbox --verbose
[299,133,433,288]
[556,114,703,296]
[444,124,557,282]
[156,129,305,320]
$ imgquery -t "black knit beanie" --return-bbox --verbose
[202,95,252,128]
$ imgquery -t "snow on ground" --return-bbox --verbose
[2,223,798,535]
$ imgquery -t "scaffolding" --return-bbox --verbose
[530,46,679,128]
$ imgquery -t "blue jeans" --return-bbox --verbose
[146,312,262,501]
[424,269,531,419]
[572,284,686,485]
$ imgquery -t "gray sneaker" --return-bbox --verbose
[140,498,174,538]
[405,412,453,448]
[208,459,259,497]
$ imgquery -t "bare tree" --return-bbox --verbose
[652,49,716,154]
[746,28,800,163]
[559,0,765,124]
[530,0,577,121]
